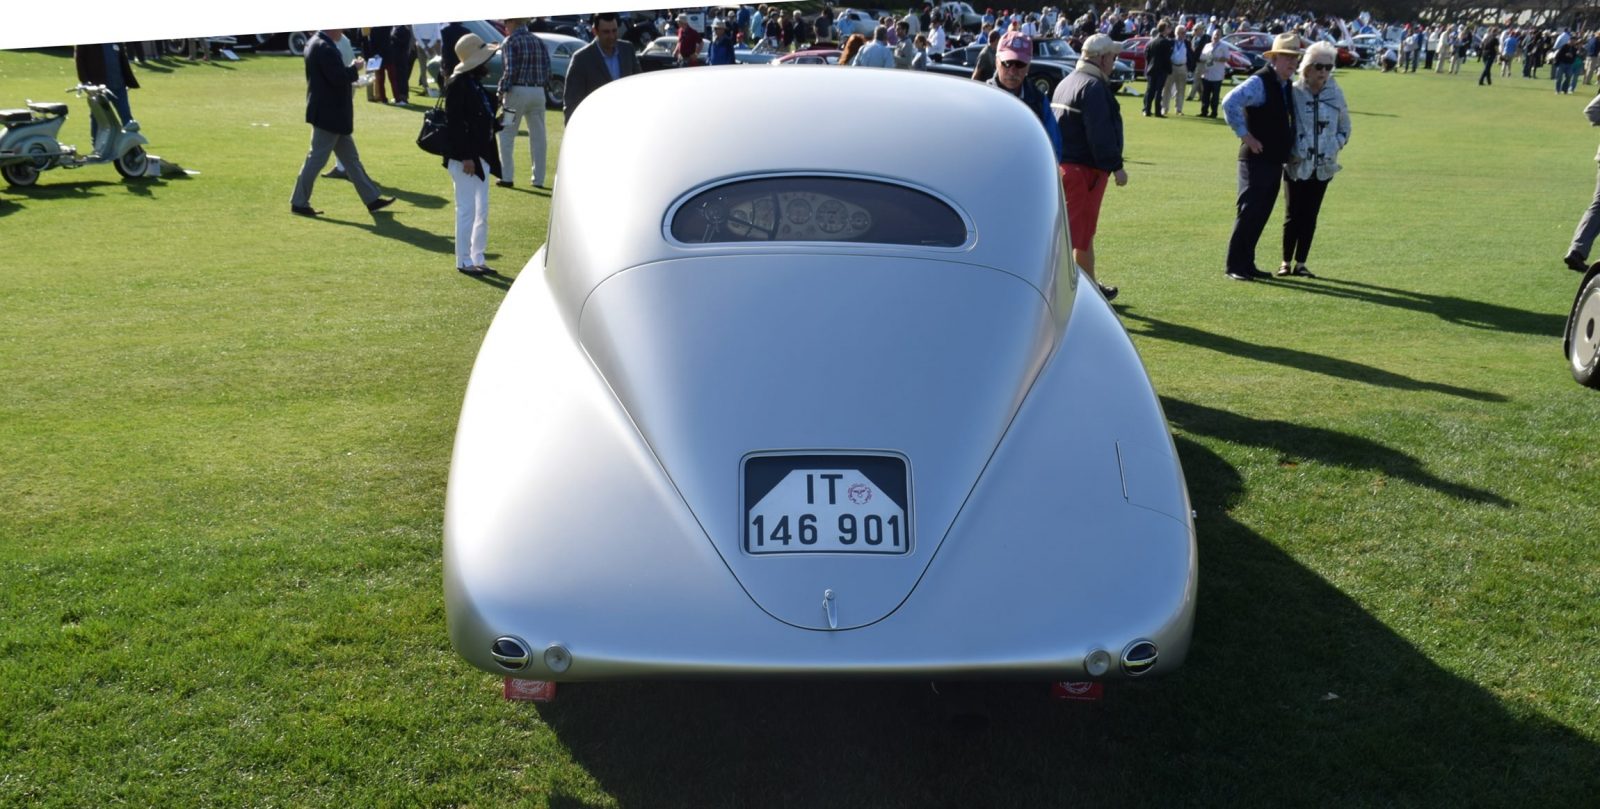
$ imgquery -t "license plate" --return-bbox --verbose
[742,454,911,555]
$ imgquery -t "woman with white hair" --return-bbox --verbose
[1279,40,1351,278]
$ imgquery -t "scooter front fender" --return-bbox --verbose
[117,130,148,154]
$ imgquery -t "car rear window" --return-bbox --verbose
[669,176,969,247]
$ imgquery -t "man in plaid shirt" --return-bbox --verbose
[496,18,552,188]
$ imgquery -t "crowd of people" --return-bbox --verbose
[275,9,1361,291]
[1380,23,1600,93]
[252,6,1600,291]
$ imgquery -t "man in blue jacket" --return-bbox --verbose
[986,31,1063,162]
[290,30,395,217]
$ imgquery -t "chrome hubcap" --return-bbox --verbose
[1574,285,1600,372]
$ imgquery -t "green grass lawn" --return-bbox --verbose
[2,48,1597,806]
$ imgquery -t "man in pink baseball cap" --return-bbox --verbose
[986,30,1064,211]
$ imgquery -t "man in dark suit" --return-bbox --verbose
[563,12,640,123]
[1142,21,1172,117]
[289,30,394,217]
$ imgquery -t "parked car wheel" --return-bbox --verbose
[1566,270,1600,388]
[546,76,565,109]
[287,31,310,54]
[114,146,149,180]
[1030,73,1053,97]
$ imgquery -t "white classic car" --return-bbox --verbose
[445,66,1197,684]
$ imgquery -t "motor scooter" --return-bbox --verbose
[0,83,150,188]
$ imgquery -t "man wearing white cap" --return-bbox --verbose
[1052,33,1127,301]
[1220,32,1301,282]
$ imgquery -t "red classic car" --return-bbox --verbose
[1120,35,1254,77]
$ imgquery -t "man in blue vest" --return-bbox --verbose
[1219,33,1300,282]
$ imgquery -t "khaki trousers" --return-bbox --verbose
[1163,67,1187,114]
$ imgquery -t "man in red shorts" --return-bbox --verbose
[1051,33,1128,301]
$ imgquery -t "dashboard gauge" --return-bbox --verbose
[816,200,847,233]
[786,197,812,225]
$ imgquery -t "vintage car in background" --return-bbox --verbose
[774,48,843,65]
[445,66,1197,684]
[935,1,985,31]
[637,34,780,69]
[928,40,1133,94]
[1120,35,1257,78]
[834,8,878,39]
[534,33,584,108]
[1567,267,1600,388]
[424,21,574,109]
[638,35,706,70]
[925,42,1066,96]
[1222,30,1276,57]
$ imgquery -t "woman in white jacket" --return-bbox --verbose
[1279,41,1352,278]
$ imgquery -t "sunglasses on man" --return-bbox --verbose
[1309,63,1333,71]
[1000,60,1028,69]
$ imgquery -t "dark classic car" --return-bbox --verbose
[927,40,1130,95]
[774,48,843,65]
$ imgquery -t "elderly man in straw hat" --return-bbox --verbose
[1219,32,1302,282]
[1052,33,1127,301]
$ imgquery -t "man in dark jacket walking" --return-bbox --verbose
[1478,30,1499,85]
[1143,21,1172,117]
[1053,33,1127,301]
[289,30,394,217]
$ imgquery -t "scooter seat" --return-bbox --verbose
[1,109,34,123]
[26,102,68,116]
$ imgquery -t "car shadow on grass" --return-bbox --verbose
[1161,396,1511,506]
[528,437,1586,806]
[1120,308,1508,403]
[1267,277,1565,337]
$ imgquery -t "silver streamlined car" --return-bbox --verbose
[445,66,1197,683]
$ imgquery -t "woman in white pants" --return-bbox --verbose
[443,34,503,276]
